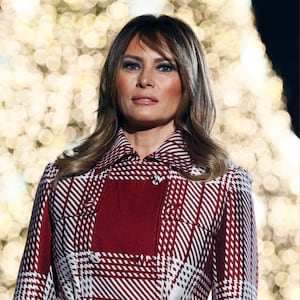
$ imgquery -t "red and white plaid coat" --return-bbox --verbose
[14,129,258,299]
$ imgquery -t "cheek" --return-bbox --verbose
[169,79,183,114]
[168,78,182,99]
[115,77,122,111]
[115,74,124,96]
[115,74,128,108]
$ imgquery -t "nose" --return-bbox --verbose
[136,69,154,88]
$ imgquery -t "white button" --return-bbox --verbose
[88,252,101,264]
[152,174,164,185]
[136,255,152,266]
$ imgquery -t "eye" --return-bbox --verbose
[121,61,140,71]
[157,63,176,72]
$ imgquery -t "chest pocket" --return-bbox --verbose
[91,177,167,256]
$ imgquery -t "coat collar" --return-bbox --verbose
[94,128,196,174]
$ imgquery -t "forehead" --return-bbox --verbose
[124,34,174,58]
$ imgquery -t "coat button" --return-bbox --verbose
[88,252,101,264]
[136,255,152,266]
[151,173,164,185]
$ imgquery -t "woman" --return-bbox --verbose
[14,14,258,299]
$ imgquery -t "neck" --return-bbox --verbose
[123,124,176,160]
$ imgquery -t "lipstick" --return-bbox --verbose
[132,94,158,104]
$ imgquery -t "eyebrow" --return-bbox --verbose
[122,54,176,64]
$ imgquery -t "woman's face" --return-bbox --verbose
[116,35,182,131]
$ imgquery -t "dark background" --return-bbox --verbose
[251,0,299,136]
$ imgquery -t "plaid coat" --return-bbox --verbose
[14,129,258,299]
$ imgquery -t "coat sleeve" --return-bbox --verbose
[212,167,258,299]
[14,163,58,300]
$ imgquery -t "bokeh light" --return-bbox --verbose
[0,0,299,299]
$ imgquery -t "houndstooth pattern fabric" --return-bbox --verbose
[14,129,258,299]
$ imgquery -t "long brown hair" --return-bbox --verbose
[55,14,229,181]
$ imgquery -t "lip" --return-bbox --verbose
[132,94,158,103]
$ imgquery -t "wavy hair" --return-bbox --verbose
[55,14,229,181]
